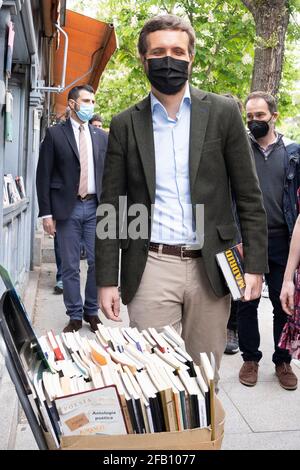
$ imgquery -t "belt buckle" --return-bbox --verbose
[180,245,188,260]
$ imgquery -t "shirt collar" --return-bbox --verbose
[250,131,281,147]
[250,131,283,156]
[70,117,89,131]
[150,83,191,116]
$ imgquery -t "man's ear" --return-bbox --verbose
[188,54,195,77]
[140,55,148,73]
[68,99,77,112]
[273,111,279,122]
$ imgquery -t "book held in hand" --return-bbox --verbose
[216,243,245,300]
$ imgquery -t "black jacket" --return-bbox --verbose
[36,118,108,220]
[282,136,300,236]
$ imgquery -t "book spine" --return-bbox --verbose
[224,248,245,297]
[47,331,64,361]
[231,246,246,296]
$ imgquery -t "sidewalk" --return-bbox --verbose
[3,260,300,450]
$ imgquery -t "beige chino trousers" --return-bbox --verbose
[128,250,231,380]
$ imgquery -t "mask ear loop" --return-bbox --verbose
[70,99,79,112]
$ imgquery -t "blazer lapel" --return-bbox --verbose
[132,96,156,204]
[61,118,80,161]
[189,87,210,191]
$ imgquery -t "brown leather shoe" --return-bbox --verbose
[63,319,82,333]
[275,363,298,390]
[239,361,259,386]
[83,314,102,332]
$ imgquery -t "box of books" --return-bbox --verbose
[58,394,224,450]
[0,265,225,450]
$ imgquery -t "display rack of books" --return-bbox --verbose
[21,330,224,448]
[0,265,225,450]
[3,174,26,207]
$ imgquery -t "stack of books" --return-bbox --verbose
[20,325,216,448]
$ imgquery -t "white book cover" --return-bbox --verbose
[55,385,127,437]
[162,325,186,349]
[5,173,21,204]
[15,176,26,198]
[200,352,214,382]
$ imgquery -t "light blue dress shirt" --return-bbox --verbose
[150,85,198,245]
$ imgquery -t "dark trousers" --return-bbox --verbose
[237,234,291,365]
[227,300,238,331]
[54,234,62,283]
[56,197,98,320]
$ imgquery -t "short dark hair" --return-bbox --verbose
[67,84,95,102]
[245,91,277,114]
[138,14,196,58]
[89,113,103,124]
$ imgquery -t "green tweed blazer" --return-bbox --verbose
[95,86,268,304]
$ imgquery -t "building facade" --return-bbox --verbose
[0,0,68,295]
[0,1,116,296]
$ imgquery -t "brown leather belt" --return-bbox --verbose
[149,242,202,259]
[77,194,96,201]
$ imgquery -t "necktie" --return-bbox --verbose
[78,124,88,198]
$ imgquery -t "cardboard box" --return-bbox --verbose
[0,279,225,451]
[58,396,224,450]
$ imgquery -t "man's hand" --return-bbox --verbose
[243,273,263,301]
[98,286,122,322]
[280,280,295,316]
[42,217,56,236]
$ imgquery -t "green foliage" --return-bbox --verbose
[278,118,300,142]
[71,0,300,127]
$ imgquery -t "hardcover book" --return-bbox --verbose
[216,243,245,300]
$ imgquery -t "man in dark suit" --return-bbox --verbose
[37,84,108,333]
[95,15,268,376]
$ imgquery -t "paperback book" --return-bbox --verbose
[216,243,245,300]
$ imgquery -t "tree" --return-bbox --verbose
[91,0,257,124]
[241,0,290,96]
[71,0,300,125]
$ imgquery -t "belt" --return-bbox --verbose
[77,194,96,201]
[149,242,202,259]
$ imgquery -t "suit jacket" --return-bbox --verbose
[95,86,268,304]
[36,118,108,220]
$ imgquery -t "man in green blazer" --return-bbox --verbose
[95,14,268,376]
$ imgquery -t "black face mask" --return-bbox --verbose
[248,118,272,139]
[147,56,189,95]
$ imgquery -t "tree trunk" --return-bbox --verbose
[242,0,290,97]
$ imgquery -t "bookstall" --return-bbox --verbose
[0,266,225,450]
